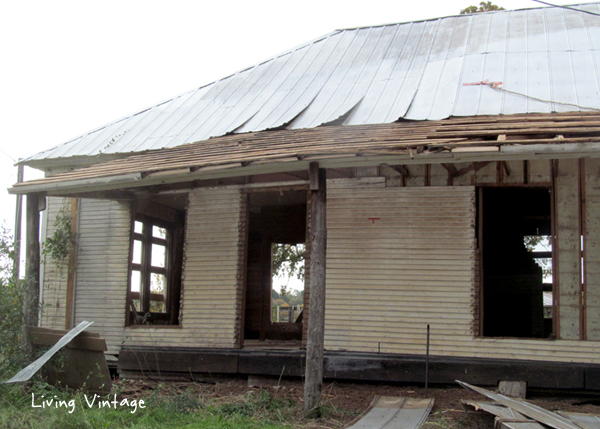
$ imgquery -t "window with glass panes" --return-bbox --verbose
[129,216,172,322]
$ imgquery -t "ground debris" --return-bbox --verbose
[109,378,600,428]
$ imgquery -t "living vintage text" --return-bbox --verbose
[31,393,146,414]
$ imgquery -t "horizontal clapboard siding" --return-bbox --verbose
[125,187,242,349]
[74,199,130,355]
[324,182,477,355]
[324,178,600,365]
[40,197,70,330]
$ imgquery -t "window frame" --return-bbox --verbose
[128,214,175,325]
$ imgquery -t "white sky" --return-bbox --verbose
[0,0,541,240]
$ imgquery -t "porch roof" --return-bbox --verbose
[9,112,600,196]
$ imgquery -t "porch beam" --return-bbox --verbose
[304,163,327,415]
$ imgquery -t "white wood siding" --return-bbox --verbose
[74,199,130,355]
[324,177,600,364]
[39,197,71,329]
[125,187,243,349]
[325,179,477,354]
[556,159,581,339]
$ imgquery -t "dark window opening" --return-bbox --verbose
[480,187,553,338]
[128,196,186,326]
[244,190,307,343]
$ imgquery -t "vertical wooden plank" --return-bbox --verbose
[302,191,312,348]
[477,187,484,337]
[260,239,270,342]
[585,158,600,339]
[304,167,326,415]
[14,164,23,279]
[237,192,249,348]
[309,162,320,190]
[65,198,78,329]
[579,159,586,340]
[551,160,560,338]
[556,159,581,340]
[24,193,41,352]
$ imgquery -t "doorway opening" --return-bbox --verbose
[480,187,553,338]
[243,190,307,346]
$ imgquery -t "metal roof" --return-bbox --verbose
[23,2,600,165]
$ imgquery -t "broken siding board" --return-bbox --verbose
[557,159,581,340]
[74,198,130,355]
[586,158,600,340]
[126,186,243,349]
[40,197,71,330]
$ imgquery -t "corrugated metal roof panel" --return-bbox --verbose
[23,3,600,164]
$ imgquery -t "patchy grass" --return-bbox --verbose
[0,379,360,429]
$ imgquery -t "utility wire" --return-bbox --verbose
[491,84,600,111]
[531,0,600,17]
[0,148,16,163]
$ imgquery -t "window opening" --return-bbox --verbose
[128,196,186,326]
[481,188,553,338]
[271,243,305,323]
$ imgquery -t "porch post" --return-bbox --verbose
[304,163,327,415]
[23,192,41,351]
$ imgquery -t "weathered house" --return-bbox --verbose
[9,3,600,391]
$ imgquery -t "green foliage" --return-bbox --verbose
[146,385,203,414]
[41,203,77,272]
[460,1,505,14]
[524,235,553,280]
[272,243,305,282]
[0,381,294,429]
[0,226,28,378]
[272,289,304,306]
[219,390,294,424]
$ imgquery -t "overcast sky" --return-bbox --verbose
[0,0,541,235]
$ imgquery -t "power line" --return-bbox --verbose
[0,148,16,163]
[531,0,600,17]
[494,86,600,111]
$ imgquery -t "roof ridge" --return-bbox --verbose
[335,1,600,31]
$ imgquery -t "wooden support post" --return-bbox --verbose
[304,163,326,416]
[14,164,24,279]
[23,192,41,353]
[65,198,78,330]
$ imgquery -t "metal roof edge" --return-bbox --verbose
[21,30,343,164]
[18,152,138,171]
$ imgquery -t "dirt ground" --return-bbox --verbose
[116,377,600,428]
